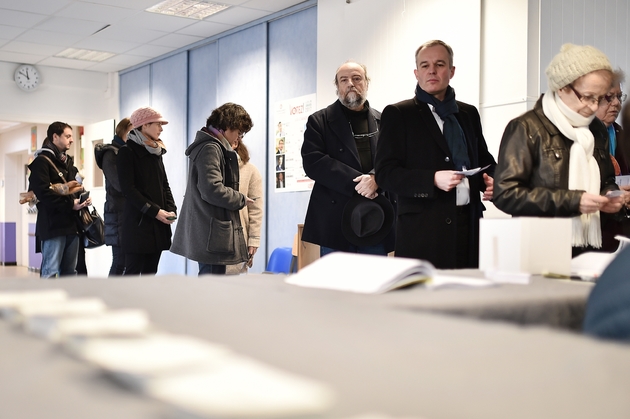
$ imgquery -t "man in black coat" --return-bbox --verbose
[301,61,395,256]
[375,40,496,269]
[28,122,91,278]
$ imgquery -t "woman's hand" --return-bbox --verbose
[156,209,177,224]
[579,192,610,214]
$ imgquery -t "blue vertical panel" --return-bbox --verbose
[186,42,219,274]
[188,42,219,144]
[119,66,151,120]
[267,8,317,257]
[150,52,188,275]
[216,24,268,273]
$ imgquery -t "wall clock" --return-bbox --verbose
[14,64,40,92]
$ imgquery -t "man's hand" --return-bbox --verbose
[434,170,464,192]
[353,174,378,199]
[482,173,494,201]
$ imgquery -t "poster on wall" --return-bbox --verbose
[30,126,37,152]
[273,93,316,192]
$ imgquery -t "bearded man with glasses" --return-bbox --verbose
[301,61,395,257]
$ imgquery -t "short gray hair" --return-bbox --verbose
[333,60,371,86]
[415,40,454,68]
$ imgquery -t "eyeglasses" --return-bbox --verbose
[604,93,628,104]
[237,132,245,139]
[349,123,379,139]
[568,84,605,106]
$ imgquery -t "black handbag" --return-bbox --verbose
[79,205,105,249]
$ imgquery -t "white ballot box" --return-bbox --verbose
[479,217,571,275]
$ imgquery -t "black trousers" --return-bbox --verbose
[124,252,161,276]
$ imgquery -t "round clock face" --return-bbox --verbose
[14,65,40,91]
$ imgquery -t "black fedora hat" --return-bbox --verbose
[341,193,395,247]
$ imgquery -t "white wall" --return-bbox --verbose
[0,62,118,126]
[317,0,482,113]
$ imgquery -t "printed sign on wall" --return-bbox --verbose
[273,94,316,192]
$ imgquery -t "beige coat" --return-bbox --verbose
[226,159,263,274]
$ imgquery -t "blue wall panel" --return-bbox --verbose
[150,52,188,275]
[267,7,317,254]
[119,5,317,275]
[119,66,151,120]
[216,24,269,272]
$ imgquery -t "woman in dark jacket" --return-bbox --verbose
[95,118,132,275]
[494,44,625,255]
[171,103,253,275]
[118,107,177,275]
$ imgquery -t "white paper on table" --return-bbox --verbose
[147,357,335,419]
[26,308,150,341]
[426,274,496,290]
[0,290,68,317]
[9,298,107,325]
[66,333,232,389]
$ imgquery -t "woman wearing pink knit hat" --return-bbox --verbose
[117,106,177,275]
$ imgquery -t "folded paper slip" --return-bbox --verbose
[0,289,68,317]
[26,309,150,341]
[146,357,335,418]
[8,297,107,325]
[66,333,232,383]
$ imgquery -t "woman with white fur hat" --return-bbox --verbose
[493,43,626,256]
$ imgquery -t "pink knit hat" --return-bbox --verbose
[130,107,169,128]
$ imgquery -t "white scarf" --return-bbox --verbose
[541,90,601,248]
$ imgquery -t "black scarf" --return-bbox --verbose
[415,84,470,171]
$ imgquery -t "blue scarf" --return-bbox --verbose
[415,84,470,170]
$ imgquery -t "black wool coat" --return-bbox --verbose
[28,149,80,242]
[95,139,125,246]
[301,100,395,252]
[117,138,176,254]
[375,97,496,269]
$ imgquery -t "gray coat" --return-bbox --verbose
[171,129,248,265]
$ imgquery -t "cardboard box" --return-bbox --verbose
[479,217,571,275]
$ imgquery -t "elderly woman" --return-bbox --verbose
[225,134,263,274]
[493,44,625,255]
[118,107,177,275]
[171,103,254,275]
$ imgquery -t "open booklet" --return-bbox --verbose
[285,253,493,294]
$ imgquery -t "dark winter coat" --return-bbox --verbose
[117,133,176,254]
[375,97,496,269]
[28,147,80,242]
[94,137,125,246]
[170,129,248,265]
[301,100,395,252]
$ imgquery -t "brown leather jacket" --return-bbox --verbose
[494,95,618,216]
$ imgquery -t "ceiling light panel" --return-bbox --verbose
[147,0,230,20]
[55,48,115,62]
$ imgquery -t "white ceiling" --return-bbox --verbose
[0,0,307,73]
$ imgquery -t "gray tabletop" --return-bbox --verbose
[0,275,627,419]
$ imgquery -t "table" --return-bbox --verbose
[1,274,628,419]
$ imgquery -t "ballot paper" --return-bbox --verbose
[570,235,630,280]
[26,308,150,341]
[0,289,68,317]
[454,164,491,176]
[66,333,232,389]
[147,357,335,419]
[8,297,107,325]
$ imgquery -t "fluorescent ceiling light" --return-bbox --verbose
[147,0,230,19]
[55,48,115,62]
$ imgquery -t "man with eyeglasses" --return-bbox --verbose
[375,40,496,269]
[596,69,630,250]
[301,61,395,256]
